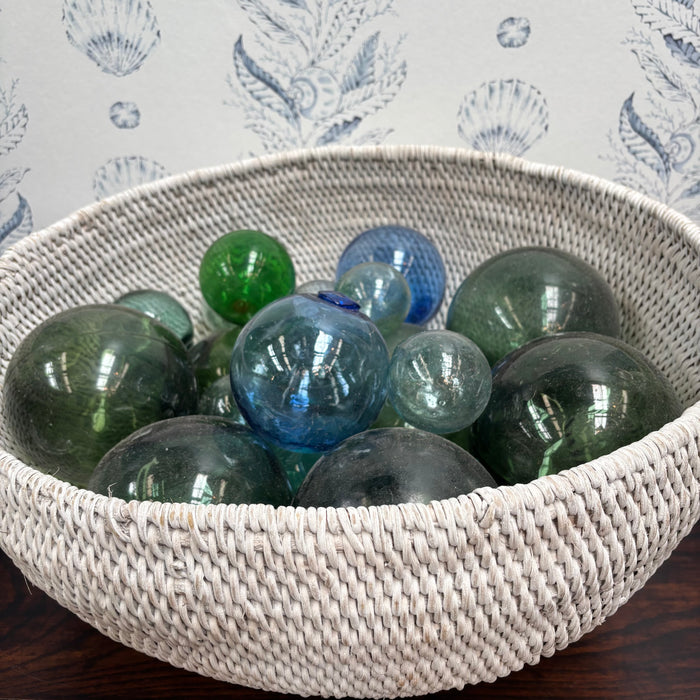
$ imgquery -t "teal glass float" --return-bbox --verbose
[198,375,247,424]
[296,278,335,295]
[387,330,492,434]
[292,428,497,507]
[199,229,296,325]
[115,289,194,347]
[335,261,412,336]
[3,304,198,488]
[270,447,322,494]
[230,292,390,452]
[447,246,621,365]
[336,225,446,325]
[189,326,243,395]
[88,415,292,506]
[473,332,683,484]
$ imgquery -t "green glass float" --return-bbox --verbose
[292,428,497,507]
[198,375,247,423]
[3,304,198,488]
[473,332,683,484]
[199,229,296,325]
[88,415,292,506]
[270,446,322,494]
[115,289,194,347]
[189,326,242,395]
[447,246,620,365]
[382,322,425,356]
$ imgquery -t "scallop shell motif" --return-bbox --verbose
[93,155,169,200]
[63,0,161,77]
[457,79,549,157]
[289,67,342,120]
[496,17,531,48]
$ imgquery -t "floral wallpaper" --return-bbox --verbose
[0,0,698,253]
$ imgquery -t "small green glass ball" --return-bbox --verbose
[198,375,247,424]
[199,229,295,325]
[472,332,683,484]
[3,304,198,487]
[189,326,243,395]
[88,415,293,506]
[115,289,194,347]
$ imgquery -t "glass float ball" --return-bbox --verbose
[473,332,683,484]
[382,322,425,356]
[336,261,412,336]
[296,278,335,295]
[447,246,621,365]
[388,330,492,434]
[293,428,497,507]
[3,304,198,488]
[230,292,390,452]
[88,415,292,506]
[115,288,194,347]
[199,229,295,325]
[336,225,446,325]
[198,375,247,424]
[189,326,243,395]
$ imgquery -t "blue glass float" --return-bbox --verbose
[336,261,412,336]
[88,415,292,506]
[473,332,683,484]
[447,246,621,365]
[2,304,198,488]
[336,225,446,325]
[230,292,390,452]
[292,428,497,507]
[115,288,194,347]
[388,330,492,434]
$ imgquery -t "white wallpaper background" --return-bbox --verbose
[1,1,699,253]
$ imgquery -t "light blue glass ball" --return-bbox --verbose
[230,292,390,452]
[336,225,446,325]
[336,261,411,336]
[388,330,492,434]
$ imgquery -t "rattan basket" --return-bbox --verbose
[1,146,699,698]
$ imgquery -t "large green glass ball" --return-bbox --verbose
[199,229,295,325]
[3,304,198,487]
[447,247,620,365]
[88,415,292,506]
[292,428,497,507]
[472,332,683,484]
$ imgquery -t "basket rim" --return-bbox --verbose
[1,143,699,517]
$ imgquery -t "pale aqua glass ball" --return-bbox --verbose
[388,330,492,434]
[336,261,412,336]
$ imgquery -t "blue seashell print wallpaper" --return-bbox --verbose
[0,0,699,252]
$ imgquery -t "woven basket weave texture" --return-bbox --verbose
[0,146,699,698]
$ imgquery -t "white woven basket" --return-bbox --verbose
[1,146,699,698]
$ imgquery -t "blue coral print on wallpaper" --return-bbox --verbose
[61,0,168,199]
[228,0,407,151]
[608,0,700,219]
[0,74,32,253]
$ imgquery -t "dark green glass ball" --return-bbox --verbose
[3,304,198,487]
[88,415,292,506]
[472,332,683,484]
[447,247,621,365]
[188,326,242,395]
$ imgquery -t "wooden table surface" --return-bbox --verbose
[1,524,698,700]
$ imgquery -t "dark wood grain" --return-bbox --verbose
[1,524,698,700]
